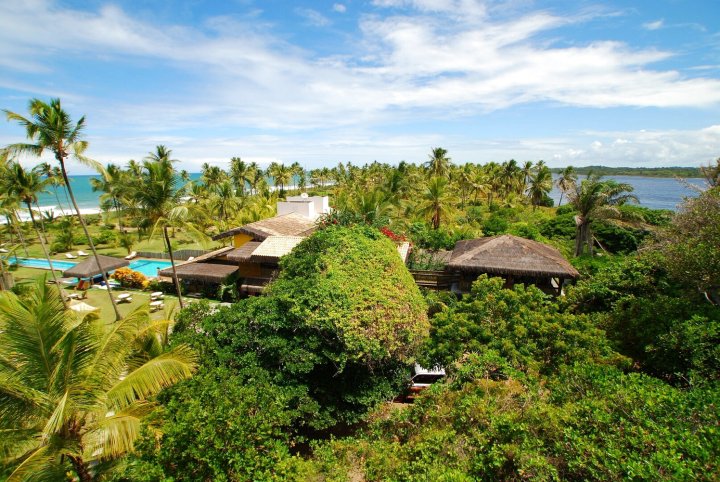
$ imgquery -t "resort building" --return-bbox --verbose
[159,194,329,296]
[446,234,580,295]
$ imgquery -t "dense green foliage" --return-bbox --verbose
[566,254,720,385]
[305,355,719,481]
[422,276,626,375]
[658,187,720,300]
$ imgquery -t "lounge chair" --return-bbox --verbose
[62,289,81,300]
[77,250,89,256]
[65,253,78,259]
[124,251,137,260]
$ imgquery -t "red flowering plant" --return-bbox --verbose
[380,226,407,243]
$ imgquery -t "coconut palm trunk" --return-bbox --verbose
[24,199,66,306]
[8,212,29,257]
[574,218,593,256]
[163,225,184,309]
[57,155,122,320]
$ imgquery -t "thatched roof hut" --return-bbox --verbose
[448,235,579,280]
[213,213,316,241]
[158,262,239,283]
[63,255,129,278]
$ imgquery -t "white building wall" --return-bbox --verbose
[281,194,331,220]
[277,200,316,219]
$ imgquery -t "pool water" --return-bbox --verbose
[8,257,78,271]
[7,257,173,279]
[128,259,173,278]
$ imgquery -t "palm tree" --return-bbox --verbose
[500,159,522,197]
[520,160,534,188]
[127,159,142,176]
[211,180,240,231]
[527,165,553,209]
[418,176,457,230]
[132,152,206,309]
[555,166,577,206]
[425,147,452,177]
[268,162,292,196]
[0,280,196,481]
[3,98,122,320]
[1,162,66,301]
[568,174,638,256]
[230,156,249,196]
[200,163,227,191]
[145,144,177,165]
[90,163,128,230]
[35,162,67,216]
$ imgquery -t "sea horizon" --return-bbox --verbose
[26,172,707,217]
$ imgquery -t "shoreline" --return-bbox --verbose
[4,206,102,224]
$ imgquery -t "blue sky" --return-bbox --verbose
[1,0,719,173]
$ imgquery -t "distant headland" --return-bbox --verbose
[550,166,702,178]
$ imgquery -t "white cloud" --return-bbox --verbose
[643,19,664,30]
[333,3,347,13]
[1,0,719,172]
[295,7,331,26]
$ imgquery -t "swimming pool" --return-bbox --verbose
[8,257,78,271]
[7,257,172,278]
[128,259,173,278]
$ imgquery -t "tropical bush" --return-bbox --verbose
[422,275,627,375]
[566,254,720,385]
[113,266,149,289]
[303,356,720,481]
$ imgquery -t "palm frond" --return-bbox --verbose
[106,345,196,410]
[5,445,53,482]
[83,401,156,459]
[41,390,70,441]
[88,305,150,389]
[3,142,44,158]
[0,428,40,462]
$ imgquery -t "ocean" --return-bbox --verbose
[33,173,706,214]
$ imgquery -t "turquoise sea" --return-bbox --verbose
[36,173,705,213]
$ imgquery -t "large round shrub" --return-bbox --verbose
[272,225,429,365]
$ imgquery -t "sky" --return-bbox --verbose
[0,0,719,174]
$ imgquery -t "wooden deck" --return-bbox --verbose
[409,269,457,290]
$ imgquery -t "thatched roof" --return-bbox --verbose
[225,242,262,262]
[448,235,579,279]
[63,255,129,278]
[158,262,239,283]
[249,236,304,263]
[213,213,316,241]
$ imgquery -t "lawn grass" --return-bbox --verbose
[8,266,184,322]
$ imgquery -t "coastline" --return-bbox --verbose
[6,206,102,224]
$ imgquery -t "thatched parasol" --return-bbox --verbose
[63,255,129,279]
